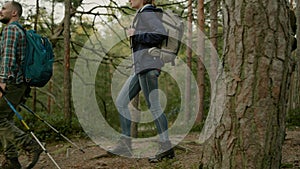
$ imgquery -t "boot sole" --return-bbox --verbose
[148,154,175,163]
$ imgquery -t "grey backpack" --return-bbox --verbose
[148,10,184,66]
[160,10,184,65]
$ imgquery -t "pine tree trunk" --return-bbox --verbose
[32,0,40,112]
[47,0,56,114]
[295,0,300,107]
[64,0,72,127]
[185,0,193,122]
[209,0,219,83]
[196,0,205,123]
[199,0,291,168]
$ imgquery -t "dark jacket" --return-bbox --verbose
[131,5,167,74]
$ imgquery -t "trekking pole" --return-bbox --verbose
[20,103,85,153]
[0,88,61,169]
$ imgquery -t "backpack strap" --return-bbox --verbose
[11,22,26,36]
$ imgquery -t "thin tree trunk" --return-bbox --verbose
[196,0,205,124]
[199,0,291,168]
[292,0,300,114]
[64,0,72,126]
[184,0,193,123]
[32,0,40,112]
[209,0,219,83]
[296,0,300,85]
[47,0,56,114]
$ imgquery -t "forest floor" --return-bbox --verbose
[3,127,300,169]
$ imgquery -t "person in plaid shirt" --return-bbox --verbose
[0,1,42,169]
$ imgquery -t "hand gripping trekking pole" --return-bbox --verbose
[0,88,61,169]
[20,103,85,153]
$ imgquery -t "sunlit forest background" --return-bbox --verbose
[4,0,298,145]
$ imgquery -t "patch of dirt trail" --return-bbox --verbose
[2,129,299,169]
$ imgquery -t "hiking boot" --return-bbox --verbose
[1,157,21,169]
[107,136,132,157]
[24,140,43,169]
[148,141,175,163]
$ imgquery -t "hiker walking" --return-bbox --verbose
[0,1,43,168]
[108,0,175,162]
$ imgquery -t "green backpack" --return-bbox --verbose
[15,23,54,87]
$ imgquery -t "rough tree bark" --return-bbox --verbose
[195,0,205,124]
[64,0,72,126]
[295,0,300,107]
[209,0,219,83]
[199,0,291,168]
[286,2,299,120]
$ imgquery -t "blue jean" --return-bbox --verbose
[116,69,169,142]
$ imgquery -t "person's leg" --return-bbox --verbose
[139,70,174,162]
[0,135,21,169]
[0,114,22,169]
[2,109,20,158]
[139,70,169,141]
[0,84,26,169]
[109,74,141,156]
[0,84,42,168]
[116,74,141,137]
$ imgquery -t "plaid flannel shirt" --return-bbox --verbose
[0,21,26,84]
